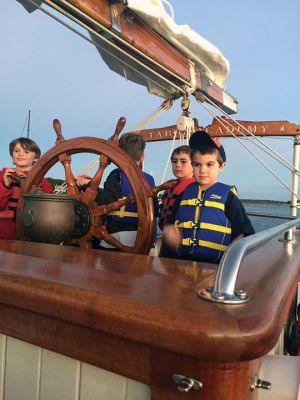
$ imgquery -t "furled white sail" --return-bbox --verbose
[126,0,229,87]
[17,0,230,99]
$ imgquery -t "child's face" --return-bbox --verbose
[192,151,225,190]
[171,152,193,180]
[12,143,38,170]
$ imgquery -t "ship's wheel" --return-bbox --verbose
[17,117,175,255]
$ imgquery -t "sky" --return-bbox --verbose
[1,0,300,201]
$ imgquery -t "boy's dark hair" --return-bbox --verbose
[191,146,224,165]
[9,137,41,158]
[119,132,146,161]
[171,145,191,160]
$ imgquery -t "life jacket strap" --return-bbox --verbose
[181,239,228,251]
[108,210,138,218]
[180,199,225,210]
[176,221,197,229]
[0,210,15,219]
[162,192,177,199]
[181,238,197,246]
[176,221,231,234]
[204,200,225,210]
[108,204,138,218]
[180,198,202,206]
[200,222,231,234]
[198,240,228,252]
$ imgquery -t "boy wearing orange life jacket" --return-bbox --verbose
[158,145,195,231]
[158,145,195,258]
[0,137,53,240]
[162,131,254,263]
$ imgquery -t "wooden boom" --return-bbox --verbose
[27,0,238,114]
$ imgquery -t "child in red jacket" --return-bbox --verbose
[0,137,53,240]
[158,145,195,230]
[158,145,195,257]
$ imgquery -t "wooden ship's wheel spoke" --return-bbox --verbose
[53,119,80,197]
[93,194,136,218]
[80,118,125,205]
[80,153,109,204]
[16,117,176,255]
[94,227,132,252]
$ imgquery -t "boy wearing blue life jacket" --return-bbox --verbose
[97,132,157,249]
[163,130,254,263]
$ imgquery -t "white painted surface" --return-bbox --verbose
[40,349,81,400]
[5,337,40,400]
[0,335,150,400]
[258,355,300,400]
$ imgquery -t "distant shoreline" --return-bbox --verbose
[48,177,291,205]
[241,199,289,205]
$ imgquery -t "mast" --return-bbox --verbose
[290,135,300,219]
[26,110,31,138]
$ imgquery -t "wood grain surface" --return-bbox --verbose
[0,232,299,398]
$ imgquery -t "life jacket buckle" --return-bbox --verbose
[182,238,197,246]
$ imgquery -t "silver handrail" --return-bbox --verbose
[198,217,300,304]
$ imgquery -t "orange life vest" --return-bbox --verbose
[0,181,21,220]
[158,177,195,230]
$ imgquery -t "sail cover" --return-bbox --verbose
[17,0,233,106]
[126,0,229,87]
[17,0,42,13]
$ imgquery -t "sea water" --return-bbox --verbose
[157,202,295,236]
[243,202,294,232]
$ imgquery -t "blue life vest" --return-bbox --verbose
[108,169,155,226]
[175,182,236,263]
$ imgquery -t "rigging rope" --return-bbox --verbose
[56,0,191,88]
[23,0,298,197]
[130,99,173,133]
[20,112,29,137]
[27,0,190,97]
[198,100,300,200]
[200,95,299,175]
[162,0,175,19]
[160,131,177,184]
[53,98,174,193]
[160,112,195,183]
[176,115,194,144]
[23,0,182,191]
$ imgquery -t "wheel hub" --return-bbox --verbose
[72,201,92,238]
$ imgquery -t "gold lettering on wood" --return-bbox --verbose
[261,125,268,133]
[247,125,257,133]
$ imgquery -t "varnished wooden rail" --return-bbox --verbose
[0,234,300,399]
